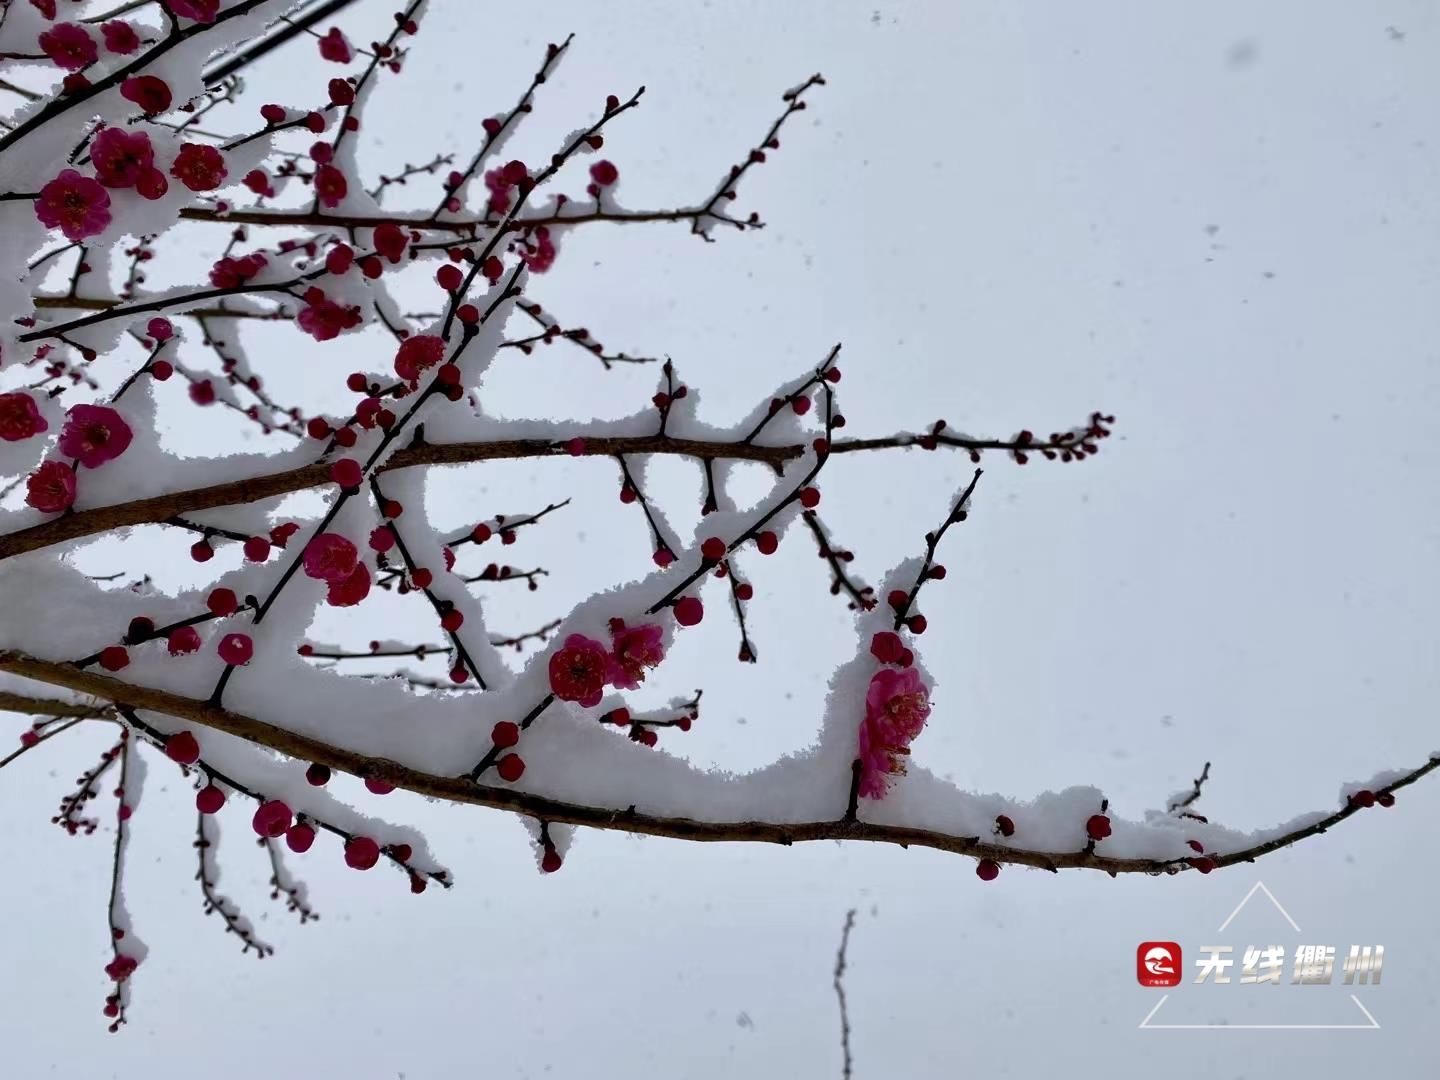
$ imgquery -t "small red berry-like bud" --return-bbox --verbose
[653,548,675,567]
[869,632,905,664]
[207,588,238,616]
[334,426,358,447]
[976,859,1000,881]
[701,537,726,562]
[1086,814,1112,841]
[19,731,39,748]
[605,708,631,727]
[457,303,480,324]
[127,617,154,643]
[995,814,1015,837]
[99,647,129,672]
[327,77,355,105]
[344,836,380,870]
[471,523,492,544]
[217,633,253,666]
[307,416,332,439]
[449,666,468,684]
[190,539,215,562]
[496,754,525,782]
[927,564,948,580]
[150,360,173,381]
[735,582,754,601]
[196,785,225,815]
[286,823,316,853]
[164,731,200,765]
[390,843,413,863]
[306,763,331,786]
[799,487,821,508]
[437,363,461,385]
[887,589,908,610]
[677,716,693,731]
[1187,856,1217,874]
[329,458,362,489]
[791,395,811,415]
[411,568,433,589]
[437,264,463,291]
[637,728,658,747]
[906,614,928,634]
[365,778,394,795]
[755,531,779,555]
[261,103,286,124]
[369,526,395,553]
[251,800,292,838]
[541,849,563,873]
[346,372,369,393]
[566,437,586,456]
[440,609,464,632]
[1186,839,1205,853]
[242,536,271,563]
[491,721,520,748]
[1349,790,1376,808]
[326,245,354,275]
[1377,791,1396,807]
[147,317,173,341]
[673,596,703,626]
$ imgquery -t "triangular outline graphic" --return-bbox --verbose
[1139,993,1380,1030]
[1216,880,1301,934]
[1136,879,1382,1031]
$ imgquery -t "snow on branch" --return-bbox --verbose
[0,0,1426,1036]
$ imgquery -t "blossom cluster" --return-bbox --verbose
[548,619,667,707]
[856,631,932,799]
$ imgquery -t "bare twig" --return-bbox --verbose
[1169,761,1213,815]
[195,811,273,958]
[834,909,857,1080]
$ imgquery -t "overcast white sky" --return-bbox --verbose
[4,1,1440,1076]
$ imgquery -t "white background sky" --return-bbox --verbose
[4,1,1440,1076]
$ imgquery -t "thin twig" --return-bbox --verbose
[1169,762,1213,814]
[834,909,857,1080]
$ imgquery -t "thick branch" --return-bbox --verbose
[202,0,365,85]
[2,653,1431,876]
[0,437,797,560]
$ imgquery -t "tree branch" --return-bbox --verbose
[1,653,1431,877]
